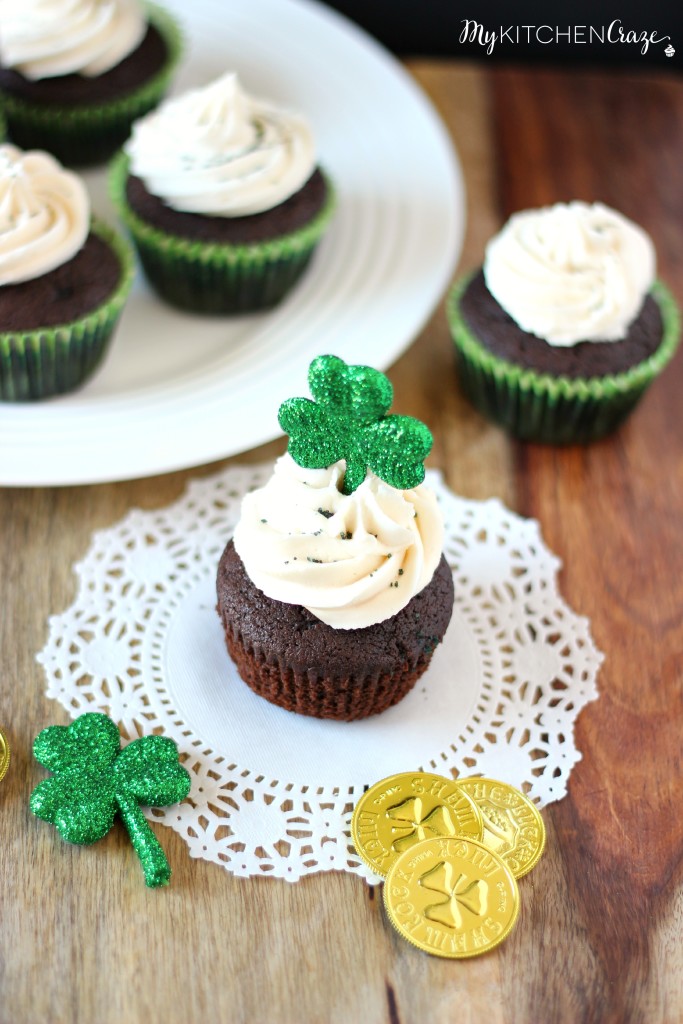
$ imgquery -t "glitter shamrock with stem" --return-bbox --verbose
[30,712,191,887]
[278,354,433,494]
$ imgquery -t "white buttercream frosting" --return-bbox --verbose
[124,72,316,217]
[0,144,89,286]
[0,0,146,79]
[484,202,656,346]
[233,454,444,630]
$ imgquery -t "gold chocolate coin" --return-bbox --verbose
[0,728,10,783]
[455,777,546,879]
[351,772,483,877]
[383,836,520,958]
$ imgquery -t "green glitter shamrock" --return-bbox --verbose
[30,712,191,888]
[278,355,433,494]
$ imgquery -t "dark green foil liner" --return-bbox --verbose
[109,153,337,315]
[0,5,182,167]
[0,221,135,402]
[447,273,681,444]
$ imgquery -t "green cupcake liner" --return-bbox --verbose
[109,153,337,314]
[0,220,135,402]
[0,4,182,167]
[447,273,681,444]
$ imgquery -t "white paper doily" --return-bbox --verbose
[37,465,603,882]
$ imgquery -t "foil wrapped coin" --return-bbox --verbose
[351,771,483,877]
[383,836,520,958]
[455,777,546,878]
[0,728,10,783]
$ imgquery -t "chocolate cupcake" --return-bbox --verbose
[216,355,454,721]
[447,202,680,443]
[0,145,134,401]
[0,0,182,166]
[110,72,335,314]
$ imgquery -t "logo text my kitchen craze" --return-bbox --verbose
[459,20,671,56]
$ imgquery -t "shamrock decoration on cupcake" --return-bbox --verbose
[217,355,455,721]
[279,355,433,494]
[30,712,191,887]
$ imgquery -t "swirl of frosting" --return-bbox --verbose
[125,72,316,217]
[0,0,146,79]
[233,455,444,630]
[0,144,90,286]
[484,202,656,346]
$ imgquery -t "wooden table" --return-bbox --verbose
[1,62,681,1024]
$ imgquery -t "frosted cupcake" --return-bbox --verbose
[0,0,182,166]
[216,355,454,721]
[110,72,335,314]
[0,144,134,401]
[447,202,680,443]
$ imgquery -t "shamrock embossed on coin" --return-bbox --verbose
[419,859,489,929]
[30,712,191,887]
[387,796,461,853]
[351,772,483,876]
[383,837,520,958]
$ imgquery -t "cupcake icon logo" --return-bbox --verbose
[665,44,675,56]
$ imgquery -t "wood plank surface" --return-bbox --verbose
[0,61,681,1024]
[491,66,683,1023]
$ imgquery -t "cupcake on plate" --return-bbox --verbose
[447,202,680,443]
[216,355,454,721]
[0,0,182,166]
[109,71,336,314]
[0,144,134,401]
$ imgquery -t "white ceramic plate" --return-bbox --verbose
[0,0,464,486]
